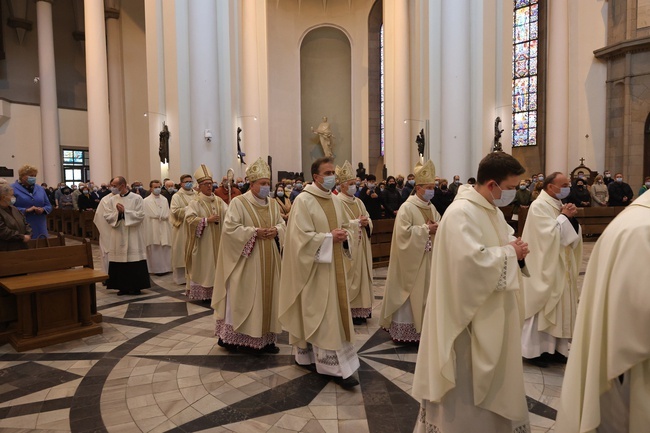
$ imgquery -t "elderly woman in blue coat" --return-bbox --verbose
[12,164,52,239]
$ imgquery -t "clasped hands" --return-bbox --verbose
[426,220,438,235]
[561,203,577,218]
[331,228,348,243]
[256,227,278,240]
[359,215,369,227]
[26,206,44,215]
[509,237,529,261]
[206,214,220,224]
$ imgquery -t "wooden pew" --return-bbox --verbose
[516,206,625,240]
[0,240,106,351]
[78,210,96,239]
[26,232,66,249]
[370,219,395,268]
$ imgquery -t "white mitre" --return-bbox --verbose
[335,160,355,184]
[246,157,271,182]
[414,160,436,185]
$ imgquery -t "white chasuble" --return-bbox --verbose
[94,193,115,272]
[213,191,286,339]
[170,189,196,269]
[556,192,650,433]
[334,193,374,317]
[184,193,228,289]
[521,190,582,357]
[103,192,147,263]
[278,184,354,352]
[412,185,529,432]
[380,195,440,338]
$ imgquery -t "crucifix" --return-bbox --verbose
[579,157,585,165]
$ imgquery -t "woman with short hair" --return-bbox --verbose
[12,165,52,239]
[0,183,32,251]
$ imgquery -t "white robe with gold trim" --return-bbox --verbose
[412,185,529,433]
[170,188,196,283]
[556,192,650,433]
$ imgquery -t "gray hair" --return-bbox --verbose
[0,183,14,199]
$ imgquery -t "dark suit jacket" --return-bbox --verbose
[0,205,31,251]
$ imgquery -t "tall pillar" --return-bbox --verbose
[105,1,127,179]
[36,0,61,186]
[545,0,569,173]
[188,0,220,175]
[84,0,112,183]
[240,0,261,162]
[384,1,411,176]
[440,0,471,180]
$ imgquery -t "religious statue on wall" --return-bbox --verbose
[159,122,170,164]
[416,129,425,157]
[236,127,247,164]
[492,117,504,152]
[311,116,334,157]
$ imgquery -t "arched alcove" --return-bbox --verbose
[300,26,351,177]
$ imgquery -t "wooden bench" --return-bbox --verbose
[26,232,66,249]
[516,206,625,240]
[0,240,106,351]
[371,219,395,268]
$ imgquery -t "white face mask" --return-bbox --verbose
[276,190,284,198]
[320,175,336,190]
[554,186,571,200]
[110,187,120,195]
[153,187,162,195]
[491,184,516,207]
[257,185,270,198]
[10,196,16,205]
[347,184,357,196]
[421,188,435,201]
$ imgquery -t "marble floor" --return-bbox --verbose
[0,242,594,433]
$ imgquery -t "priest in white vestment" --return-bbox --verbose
[334,161,374,324]
[93,188,116,274]
[143,180,172,275]
[213,158,286,353]
[278,157,359,389]
[521,172,582,365]
[184,165,228,301]
[412,152,531,433]
[380,160,440,343]
[170,174,196,284]
[555,192,650,433]
[103,176,151,296]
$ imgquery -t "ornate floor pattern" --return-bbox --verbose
[0,242,594,432]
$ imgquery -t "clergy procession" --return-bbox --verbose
[83,151,649,433]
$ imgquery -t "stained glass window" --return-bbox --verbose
[380,25,385,157]
[62,149,90,185]
[512,0,538,147]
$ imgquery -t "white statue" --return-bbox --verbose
[311,116,334,157]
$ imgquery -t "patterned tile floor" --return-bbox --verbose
[0,242,594,433]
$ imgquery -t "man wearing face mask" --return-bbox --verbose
[334,161,374,325]
[214,176,241,205]
[213,158,286,354]
[607,173,634,206]
[602,170,614,186]
[521,172,582,367]
[448,175,462,196]
[380,161,441,344]
[413,152,531,433]
[184,166,228,301]
[400,173,416,200]
[289,178,304,203]
[639,176,650,196]
[432,178,454,216]
[142,180,172,275]
[360,174,384,220]
[567,178,591,208]
[160,179,177,206]
[170,174,196,285]
[279,157,360,389]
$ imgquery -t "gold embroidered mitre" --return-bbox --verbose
[335,160,355,184]
[414,160,436,185]
[246,157,271,182]
[194,164,213,184]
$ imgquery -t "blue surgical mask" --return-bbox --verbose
[276,190,284,198]
[258,185,270,198]
[295,183,303,190]
[110,187,120,195]
[238,182,244,188]
[519,185,526,190]
[27,176,37,185]
[616,177,623,183]
[347,184,357,196]
[184,182,193,190]
[367,183,376,189]
[408,179,415,187]
[153,188,162,195]
[320,175,336,190]
[554,186,571,200]
[422,189,435,201]
[491,184,516,207]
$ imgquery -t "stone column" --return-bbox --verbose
[36,0,61,186]
[240,0,261,161]
[384,0,411,176]
[440,0,471,180]
[84,0,112,183]
[105,1,127,178]
[188,0,220,174]
[545,0,569,173]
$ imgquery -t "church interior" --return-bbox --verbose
[0,0,647,432]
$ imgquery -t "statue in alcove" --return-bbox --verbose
[159,122,170,164]
[416,129,425,157]
[492,117,504,152]
[311,116,334,157]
